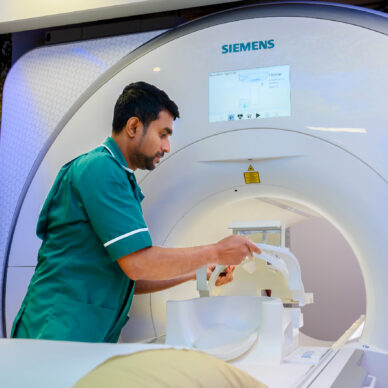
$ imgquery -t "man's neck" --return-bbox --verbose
[111,133,137,171]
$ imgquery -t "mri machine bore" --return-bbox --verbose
[1,2,388,387]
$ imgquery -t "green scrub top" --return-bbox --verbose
[11,137,152,343]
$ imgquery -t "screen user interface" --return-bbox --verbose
[209,65,290,123]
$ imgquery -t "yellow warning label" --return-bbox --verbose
[244,171,260,184]
[244,165,260,184]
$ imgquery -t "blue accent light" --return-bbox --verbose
[71,47,109,70]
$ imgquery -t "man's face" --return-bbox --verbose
[132,110,173,170]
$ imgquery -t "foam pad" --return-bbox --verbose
[74,348,267,387]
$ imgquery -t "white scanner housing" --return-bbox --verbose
[0,2,387,364]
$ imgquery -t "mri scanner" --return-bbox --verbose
[0,2,388,387]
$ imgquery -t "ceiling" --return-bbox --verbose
[1,0,387,34]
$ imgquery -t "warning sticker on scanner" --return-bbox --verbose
[244,165,260,184]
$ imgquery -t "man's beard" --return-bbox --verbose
[132,151,164,170]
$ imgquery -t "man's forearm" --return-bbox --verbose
[134,272,196,294]
[117,235,259,281]
[118,245,217,281]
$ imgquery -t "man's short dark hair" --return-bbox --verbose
[112,81,179,133]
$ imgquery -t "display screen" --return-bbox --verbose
[209,65,290,123]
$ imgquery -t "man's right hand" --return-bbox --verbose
[214,235,261,266]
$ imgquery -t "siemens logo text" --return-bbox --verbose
[222,40,275,54]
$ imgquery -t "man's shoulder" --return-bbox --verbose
[74,146,119,168]
[69,146,126,181]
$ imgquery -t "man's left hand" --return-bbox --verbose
[207,264,236,286]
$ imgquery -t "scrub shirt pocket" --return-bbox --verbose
[48,296,117,342]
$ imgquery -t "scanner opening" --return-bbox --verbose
[160,195,366,343]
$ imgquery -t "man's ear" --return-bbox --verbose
[125,117,141,138]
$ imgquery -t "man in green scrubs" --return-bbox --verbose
[11,82,260,343]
